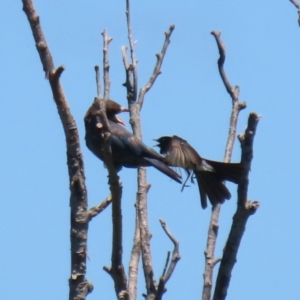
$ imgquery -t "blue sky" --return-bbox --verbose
[1,1,300,299]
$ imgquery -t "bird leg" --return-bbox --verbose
[181,170,192,192]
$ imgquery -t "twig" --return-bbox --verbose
[137,25,175,110]
[22,1,92,299]
[101,29,113,100]
[289,0,300,26]
[211,31,247,161]
[94,65,101,97]
[155,219,180,300]
[161,252,170,278]
[202,31,246,300]
[213,113,260,300]
[88,195,112,220]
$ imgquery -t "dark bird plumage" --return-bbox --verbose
[84,99,129,126]
[84,100,182,183]
[155,135,245,208]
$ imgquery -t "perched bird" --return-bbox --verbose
[84,100,182,183]
[155,135,245,208]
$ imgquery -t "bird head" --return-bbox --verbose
[153,136,173,155]
[84,99,129,126]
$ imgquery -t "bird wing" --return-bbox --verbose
[166,135,202,169]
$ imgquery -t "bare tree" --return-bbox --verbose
[22,1,259,300]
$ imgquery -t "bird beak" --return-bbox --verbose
[152,139,160,147]
[120,106,129,112]
[113,115,126,126]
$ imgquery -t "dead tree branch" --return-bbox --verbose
[289,0,300,26]
[202,31,246,300]
[102,29,113,100]
[93,30,128,300]
[213,113,260,300]
[88,195,112,220]
[155,219,181,300]
[122,1,176,299]
[136,24,175,110]
[94,65,101,97]
[22,1,92,299]
[128,202,141,300]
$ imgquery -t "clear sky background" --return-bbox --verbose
[1,1,300,300]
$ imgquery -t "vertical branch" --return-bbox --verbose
[94,65,101,97]
[122,4,141,299]
[128,203,141,300]
[22,1,92,300]
[213,113,260,300]
[125,0,138,102]
[98,31,128,299]
[122,1,175,299]
[202,31,246,300]
[101,29,113,100]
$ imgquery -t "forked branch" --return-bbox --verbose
[155,219,181,300]
[213,113,260,300]
[202,31,246,300]
[122,1,177,299]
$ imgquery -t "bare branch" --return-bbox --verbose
[94,65,101,97]
[101,29,113,100]
[91,31,128,299]
[125,0,138,102]
[22,0,54,78]
[213,113,260,300]
[290,0,300,8]
[88,195,112,220]
[289,0,300,26]
[137,181,157,299]
[122,3,176,299]
[22,1,92,299]
[128,202,141,300]
[202,31,246,300]
[137,25,175,110]
[156,219,181,300]
[122,3,143,298]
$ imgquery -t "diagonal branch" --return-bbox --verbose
[289,0,300,26]
[202,31,246,300]
[88,195,112,220]
[22,1,92,300]
[213,113,260,300]
[137,25,175,110]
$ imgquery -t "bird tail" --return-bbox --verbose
[202,160,245,184]
[144,158,182,184]
[194,171,231,209]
